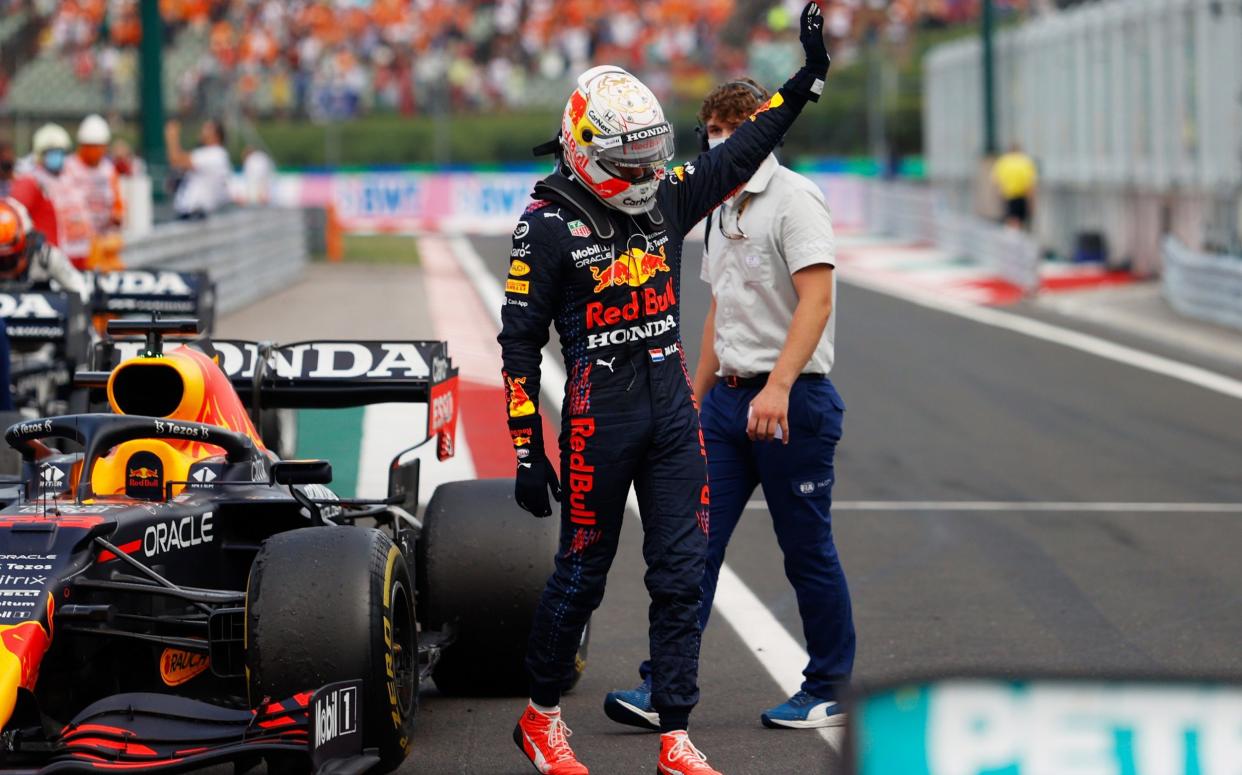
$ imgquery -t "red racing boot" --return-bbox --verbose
[513,704,589,775]
[658,730,723,775]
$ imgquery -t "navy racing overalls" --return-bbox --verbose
[498,67,824,726]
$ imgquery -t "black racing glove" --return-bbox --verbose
[800,2,830,76]
[786,2,831,102]
[511,419,561,518]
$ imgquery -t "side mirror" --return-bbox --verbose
[270,459,332,486]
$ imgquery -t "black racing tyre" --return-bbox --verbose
[421,478,589,696]
[247,527,416,772]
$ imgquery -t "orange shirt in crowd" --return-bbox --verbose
[65,152,125,235]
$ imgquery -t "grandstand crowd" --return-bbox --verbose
[0,0,1030,119]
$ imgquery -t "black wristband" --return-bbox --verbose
[785,66,827,103]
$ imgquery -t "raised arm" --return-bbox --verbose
[660,2,830,234]
[164,121,192,171]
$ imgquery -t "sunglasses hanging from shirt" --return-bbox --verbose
[718,195,753,241]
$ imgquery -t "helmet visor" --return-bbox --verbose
[593,122,675,169]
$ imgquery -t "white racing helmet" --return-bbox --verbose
[559,66,675,216]
[77,114,112,146]
[32,123,72,156]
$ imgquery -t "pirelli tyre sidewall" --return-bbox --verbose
[246,526,416,771]
[421,478,588,695]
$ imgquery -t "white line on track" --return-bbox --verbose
[746,500,1242,513]
[444,236,841,747]
[838,268,1242,402]
[353,236,480,502]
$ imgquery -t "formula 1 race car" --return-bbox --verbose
[1,269,215,420]
[0,318,576,773]
[1,288,90,419]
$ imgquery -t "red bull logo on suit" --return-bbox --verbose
[589,247,670,293]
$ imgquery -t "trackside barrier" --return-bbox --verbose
[937,207,1041,294]
[1162,237,1242,332]
[864,180,1041,294]
[863,180,937,243]
[121,207,310,315]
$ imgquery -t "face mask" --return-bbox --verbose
[43,149,66,174]
[79,146,107,167]
[707,136,728,150]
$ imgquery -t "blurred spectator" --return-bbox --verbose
[67,114,124,232]
[992,143,1038,230]
[0,137,14,199]
[239,146,274,205]
[66,114,125,269]
[109,137,145,178]
[165,118,231,219]
[10,123,96,267]
[16,0,1031,120]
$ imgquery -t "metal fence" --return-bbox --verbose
[1162,236,1242,332]
[864,180,1042,294]
[123,207,309,315]
[924,0,1242,271]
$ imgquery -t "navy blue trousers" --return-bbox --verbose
[642,377,854,699]
[527,352,709,724]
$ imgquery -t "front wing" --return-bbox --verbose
[21,681,374,774]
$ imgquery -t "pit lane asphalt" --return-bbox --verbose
[220,241,1242,774]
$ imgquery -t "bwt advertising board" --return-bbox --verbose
[275,170,866,235]
[278,170,544,234]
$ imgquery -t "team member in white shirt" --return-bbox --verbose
[165,119,232,219]
[606,78,853,731]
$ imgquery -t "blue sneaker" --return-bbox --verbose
[760,691,847,729]
[603,680,661,731]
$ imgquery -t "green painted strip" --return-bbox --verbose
[882,257,980,271]
[295,407,365,497]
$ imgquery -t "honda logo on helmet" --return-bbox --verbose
[620,124,670,144]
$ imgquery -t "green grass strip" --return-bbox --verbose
[342,234,421,265]
[295,407,365,497]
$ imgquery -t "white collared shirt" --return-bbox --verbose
[700,154,836,378]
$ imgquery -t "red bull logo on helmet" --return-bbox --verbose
[589,246,670,294]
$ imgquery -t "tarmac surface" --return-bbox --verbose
[220,235,1242,774]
